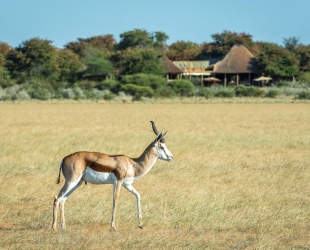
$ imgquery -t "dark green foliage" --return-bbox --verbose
[214,88,235,98]
[119,47,165,75]
[121,84,154,100]
[235,85,264,97]
[265,89,280,98]
[168,80,194,96]
[6,38,59,81]
[296,90,310,99]
[257,42,299,78]
[155,85,175,98]
[121,74,166,89]
[97,79,121,93]
[23,79,51,100]
[276,81,291,87]
[204,89,215,99]
[82,47,113,76]
[118,29,168,50]
[0,78,15,88]
[73,80,97,90]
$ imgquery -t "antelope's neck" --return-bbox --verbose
[132,143,158,178]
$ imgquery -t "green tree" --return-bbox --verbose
[0,42,11,79]
[295,44,310,72]
[168,80,194,96]
[6,38,59,81]
[119,47,165,75]
[166,41,201,60]
[257,42,299,79]
[283,36,300,52]
[0,42,11,56]
[65,34,117,57]
[153,31,169,50]
[199,30,256,58]
[81,47,113,76]
[118,29,154,50]
[56,49,83,82]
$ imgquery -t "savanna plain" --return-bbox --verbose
[0,101,309,249]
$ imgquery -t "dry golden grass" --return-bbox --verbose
[0,101,309,249]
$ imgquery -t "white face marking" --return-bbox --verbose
[157,142,173,162]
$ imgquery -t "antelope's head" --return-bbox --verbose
[151,121,174,162]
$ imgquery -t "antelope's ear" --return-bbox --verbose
[155,132,163,143]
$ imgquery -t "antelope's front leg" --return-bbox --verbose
[124,185,142,229]
[111,180,122,230]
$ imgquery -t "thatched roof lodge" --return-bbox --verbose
[161,55,183,80]
[163,45,260,86]
[211,45,260,86]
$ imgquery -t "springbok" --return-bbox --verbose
[52,121,173,230]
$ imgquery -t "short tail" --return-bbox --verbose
[56,159,63,184]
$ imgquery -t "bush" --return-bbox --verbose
[121,74,166,90]
[276,81,291,87]
[235,85,264,97]
[23,81,51,100]
[97,79,121,93]
[60,88,75,99]
[298,72,310,85]
[0,78,15,88]
[156,85,175,98]
[74,80,97,90]
[204,89,215,99]
[168,80,194,96]
[16,90,31,100]
[121,84,154,100]
[296,90,310,100]
[214,88,235,98]
[86,89,115,100]
[264,89,280,98]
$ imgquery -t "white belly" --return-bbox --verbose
[83,167,115,184]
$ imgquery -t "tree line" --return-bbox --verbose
[0,29,310,100]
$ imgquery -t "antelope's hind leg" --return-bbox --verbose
[111,180,122,230]
[52,177,83,230]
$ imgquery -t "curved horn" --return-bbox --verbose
[150,121,159,135]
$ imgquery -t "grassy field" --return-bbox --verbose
[0,101,309,249]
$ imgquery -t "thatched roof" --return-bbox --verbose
[213,45,259,74]
[161,55,183,74]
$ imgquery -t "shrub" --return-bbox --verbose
[0,87,9,100]
[60,88,75,99]
[0,78,15,88]
[235,85,264,97]
[155,85,175,98]
[204,89,215,99]
[296,90,310,100]
[121,84,154,100]
[86,89,115,100]
[16,90,31,100]
[97,79,121,93]
[121,74,166,89]
[23,82,51,100]
[74,80,97,90]
[298,72,310,85]
[214,88,235,98]
[264,89,280,98]
[168,80,194,97]
[73,87,86,99]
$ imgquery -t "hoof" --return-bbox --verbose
[138,225,143,229]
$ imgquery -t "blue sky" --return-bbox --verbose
[1,0,310,48]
